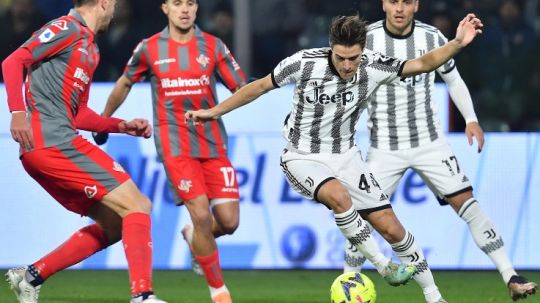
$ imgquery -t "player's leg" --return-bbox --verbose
[204,157,240,238]
[344,147,408,273]
[5,206,115,303]
[416,139,537,300]
[448,191,537,300]
[184,194,232,303]
[280,148,414,286]
[164,156,232,303]
[341,149,444,303]
[8,139,165,303]
[365,208,444,302]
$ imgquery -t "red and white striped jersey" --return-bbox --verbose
[124,26,246,160]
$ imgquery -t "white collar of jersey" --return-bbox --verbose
[383,19,415,40]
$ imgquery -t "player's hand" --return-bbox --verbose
[10,111,34,151]
[185,109,219,124]
[92,132,109,145]
[465,121,484,153]
[119,118,152,138]
[454,14,483,47]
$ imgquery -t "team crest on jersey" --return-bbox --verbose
[38,29,55,43]
[178,179,192,193]
[52,20,68,30]
[112,162,125,173]
[84,185,98,199]
[196,54,210,68]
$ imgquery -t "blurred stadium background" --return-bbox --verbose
[0,0,539,301]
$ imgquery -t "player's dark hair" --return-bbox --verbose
[73,0,98,7]
[329,14,367,48]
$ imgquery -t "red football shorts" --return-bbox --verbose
[163,156,240,204]
[21,136,130,215]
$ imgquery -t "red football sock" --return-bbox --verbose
[123,213,153,295]
[33,224,109,280]
[195,249,224,288]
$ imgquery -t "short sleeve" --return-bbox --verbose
[22,18,78,62]
[123,40,150,83]
[435,30,456,75]
[271,50,303,87]
[215,38,246,92]
[365,51,406,85]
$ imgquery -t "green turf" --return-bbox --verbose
[1,270,539,302]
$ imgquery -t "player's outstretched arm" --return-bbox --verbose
[402,13,483,77]
[103,75,134,117]
[92,75,134,145]
[186,74,275,123]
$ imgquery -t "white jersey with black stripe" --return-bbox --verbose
[271,47,405,154]
[366,20,455,150]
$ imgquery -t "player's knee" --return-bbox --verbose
[190,210,213,230]
[220,219,239,235]
[132,195,152,214]
[379,224,406,243]
[325,190,352,212]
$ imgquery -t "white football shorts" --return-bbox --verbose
[280,146,391,214]
[366,138,473,201]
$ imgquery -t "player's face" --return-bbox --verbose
[98,0,116,32]
[331,44,363,80]
[162,0,198,32]
[382,0,418,34]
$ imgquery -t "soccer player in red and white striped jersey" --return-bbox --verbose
[2,0,166,302]
[98,0,246,302]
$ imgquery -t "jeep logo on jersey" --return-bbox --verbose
[74,67,90,85]
[161,75,210,88]
[305,86,354,106]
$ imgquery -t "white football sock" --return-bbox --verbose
[344,239,366,273]
[458,198,517,283]
[334,206,389,275]
[391,231,442,303]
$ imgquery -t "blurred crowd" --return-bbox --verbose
[0,0,539,131]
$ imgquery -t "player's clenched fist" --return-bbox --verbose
[119,118,152,138]
[185,109,219,124]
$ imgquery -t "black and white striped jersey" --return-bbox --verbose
[366,20,455,150]
[271,47,405,154]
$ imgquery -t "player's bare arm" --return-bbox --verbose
[402,14,483,77]
[465,121,485,153]
[186,74,275,122]
[103,75,134,117]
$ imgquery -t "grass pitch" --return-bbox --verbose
[1,270,539,302]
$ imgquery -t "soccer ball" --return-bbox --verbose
[330,272,376,303]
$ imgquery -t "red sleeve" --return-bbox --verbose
[75,102,124,133]
[123,40,150,83]
[215,38,246,92]
[1,48,34,112]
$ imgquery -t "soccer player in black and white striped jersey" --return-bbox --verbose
[343,0,538,301]
[187,13,484,303]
